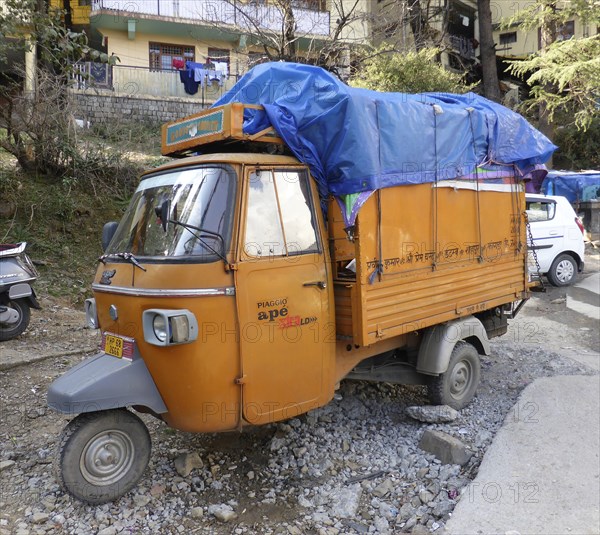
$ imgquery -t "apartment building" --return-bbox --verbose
[63,0,370,102]
[369,0,478,72]
[491,0,598,59]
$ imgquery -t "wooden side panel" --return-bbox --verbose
[333,283,354,337]
[327,198,355,262]
[352,181,528,346]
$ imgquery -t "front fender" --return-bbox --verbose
[416,316,490,376]
[47,352,167,415]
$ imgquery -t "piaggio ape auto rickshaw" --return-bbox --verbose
[48,68,552,503]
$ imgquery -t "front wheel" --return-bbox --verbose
[547,254,577,286]
[428,341,481,410]
[54,409,151,504]
[0,299,31,341]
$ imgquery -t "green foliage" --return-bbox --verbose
[501,0,600,32]
[350,48,473,94]
[508,35,600,130]
[0,0,116,69]
[554,117,600,169]
[502,1,600,132]
[0,116,162,304]
[0,166,114,304]
[0,0,119,178]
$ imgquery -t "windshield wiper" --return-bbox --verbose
[154,200,229,268]
[170,220,229,265]
[99,252,147,272]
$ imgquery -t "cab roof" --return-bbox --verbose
[141,153,303,179]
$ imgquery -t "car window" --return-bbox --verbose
[273,170,319,255]
[244,170,286,258]
[526,201,556,222]
[244,169,319,258]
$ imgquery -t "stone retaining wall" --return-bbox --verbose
[72,90,208,125]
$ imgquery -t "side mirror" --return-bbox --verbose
[101,222,119,252]
[154,200,171,232]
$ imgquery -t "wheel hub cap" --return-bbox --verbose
[450,361,472,398]
[81,430,135,486]
[556,260,574,283]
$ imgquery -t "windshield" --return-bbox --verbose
[107,165,236,261]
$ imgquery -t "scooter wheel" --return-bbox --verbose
[54,409,151,504]
[0,299,30,341]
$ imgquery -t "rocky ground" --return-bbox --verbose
[0,253,598,535]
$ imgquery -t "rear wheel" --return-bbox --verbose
[547,254,577,286]
[428,341,481,410]
[54,409,151,504]
[0,299,30,341]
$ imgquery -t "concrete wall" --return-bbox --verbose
[71,90,207,125]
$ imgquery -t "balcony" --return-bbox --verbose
[73,63,240,105]
[91,0,331,36]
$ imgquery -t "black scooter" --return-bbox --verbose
[0,243,41,341]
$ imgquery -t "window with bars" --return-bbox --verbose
[207,48,230,66]
[291,0,327,10]
[248,51,268,68]
[149,42,195,71]
[499,32,517,45]
[207,48,230,76]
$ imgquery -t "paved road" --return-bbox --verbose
[446,265,600,535]
[567,271,600,322]
[446,374,600,535]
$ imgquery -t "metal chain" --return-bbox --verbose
[524,211,545,291]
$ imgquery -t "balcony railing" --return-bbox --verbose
[91,0,330,36]
[73,63,240,104]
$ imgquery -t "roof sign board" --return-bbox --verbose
[161,103,283,157]
[165,109,224,147]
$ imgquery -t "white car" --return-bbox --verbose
[526,194,585,286]
[526,193,585,286]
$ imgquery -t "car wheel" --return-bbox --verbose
[547,254,577,286]
[0,299,31,341]
[54,409,151,504]
[427,341,481,410]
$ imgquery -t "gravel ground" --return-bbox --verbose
[0,252,598,535]
[0,331,595,534]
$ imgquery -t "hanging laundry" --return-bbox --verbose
[172,58,185,70]
[206,68,222,86]
[212,61,229,86]
[179,64,199,95]
[193,67,207,87]
[187,61,208,87]
[212,61,229,77]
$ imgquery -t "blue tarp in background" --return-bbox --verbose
[542,171,600,203]
[214,62,557,197]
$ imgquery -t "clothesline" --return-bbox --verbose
[178,61,229,95]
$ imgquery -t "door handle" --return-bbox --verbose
[303,281,327,290]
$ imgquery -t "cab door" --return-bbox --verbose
[235,167,334,425]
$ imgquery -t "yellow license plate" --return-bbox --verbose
[104,334,124,358]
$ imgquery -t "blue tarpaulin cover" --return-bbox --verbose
[542,170,600,202]
[215,62,557,197]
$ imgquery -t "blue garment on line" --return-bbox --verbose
[179,65,199,95]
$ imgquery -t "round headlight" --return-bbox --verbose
[153,315,168,342]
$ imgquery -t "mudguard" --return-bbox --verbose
[416,316,490,376]
[8,283,41,309]
[47,351,167,415]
